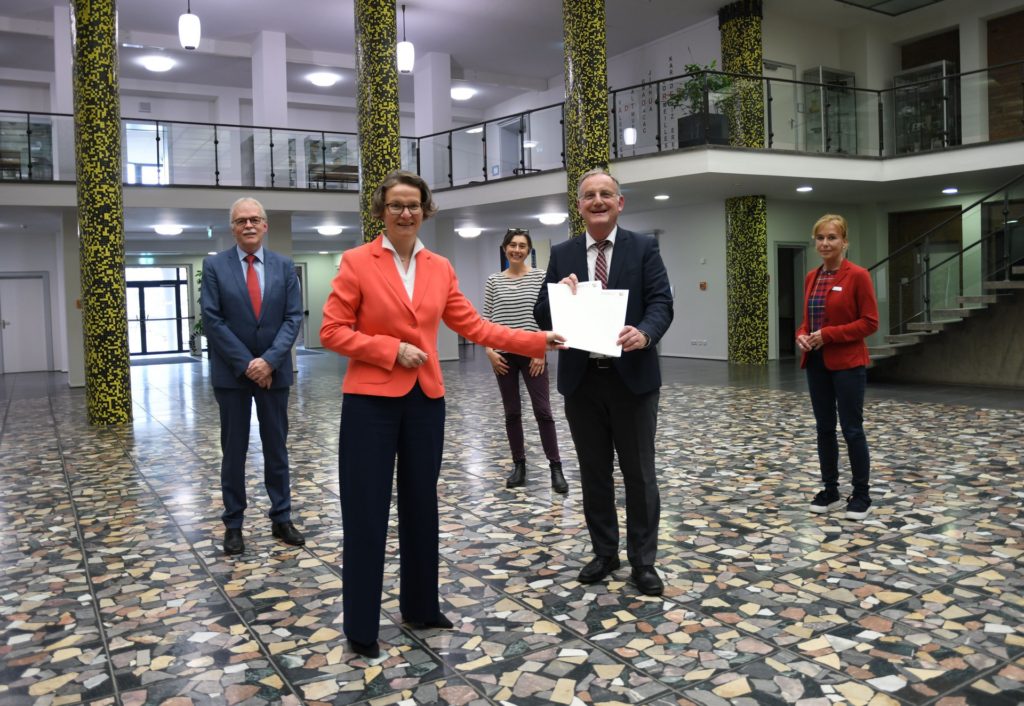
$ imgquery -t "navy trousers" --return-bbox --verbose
[805,351,871,496]
[214,386,292,528]
[338,383,445,645]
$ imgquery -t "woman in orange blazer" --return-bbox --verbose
[320,171,563,659]
[797,214,879,522]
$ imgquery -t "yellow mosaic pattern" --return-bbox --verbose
[355,0,401,242]
[726,195,768,364]
[719,0,765,149]
[562,0,610,238]
[72,0,132,425]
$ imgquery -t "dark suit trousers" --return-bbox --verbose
[214,386,292,528]
[564,365,660,567]
[338,383,445,644]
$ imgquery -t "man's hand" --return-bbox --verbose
[559,273,579,294]
[246,358,273,389]
[616,325,649,353]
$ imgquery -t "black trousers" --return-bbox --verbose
[564,364,661,567]
[338,383,445,644]
[214,386,292,528]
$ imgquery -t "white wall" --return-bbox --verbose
[0,81,51,112]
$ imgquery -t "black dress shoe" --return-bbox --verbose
[577,555,620,583]
[223,528,244,555]
[405,613,455,630]
[550,461,568,494]
[272,521,305,546]
[631,565,664,596]
[348,639,380,659]
[505,460,526,488]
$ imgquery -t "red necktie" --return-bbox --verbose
[594,240,609,288]
[245,254,262,318]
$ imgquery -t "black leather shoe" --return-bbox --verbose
[631,565,664,596]
[550,461,568,494]
[505,460,526,488]
[223,528,244,555]
[349,639,380,659]
[404,613,455,630]
[577,555,620,583]
[272,521,305,546]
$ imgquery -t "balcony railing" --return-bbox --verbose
[1,60,1021,192]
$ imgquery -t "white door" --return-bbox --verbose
[0,277,49,373]
[763,60,800,151]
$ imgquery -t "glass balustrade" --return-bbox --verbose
[1,61,1020,189]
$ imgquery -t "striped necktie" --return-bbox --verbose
[594,240,610,288]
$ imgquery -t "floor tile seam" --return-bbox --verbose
[46,395,123,705]
[91,427,312,702]
[767,643,920,706]
[918,654,1019,705]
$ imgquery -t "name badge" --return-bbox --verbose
[832,286,843,292]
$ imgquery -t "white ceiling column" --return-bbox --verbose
[51,5,74,113]
[252,30,289,128]
[414,52,452,188]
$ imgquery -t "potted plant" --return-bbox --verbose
[666,60,734,147]
[189,269,204,357]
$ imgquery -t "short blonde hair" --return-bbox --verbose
[812,213,848,241]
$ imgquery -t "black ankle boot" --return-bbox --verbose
[550,461,568,494]
[506,460,526,488]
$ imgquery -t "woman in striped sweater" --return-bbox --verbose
[483,228,566,493]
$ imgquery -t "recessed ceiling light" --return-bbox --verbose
[796,185,813,193]
[308,71,341,87]
[153,224,183,236]
[654,194,670,201]
[317,225,343,236]
[456,227,482,238]
[208,251,217,255]
[538,213,567,226]
[318,251,329,255]
[450,86,476,101]
[140,55,176,72]
[942,187,958,194]
[465,126,483,134]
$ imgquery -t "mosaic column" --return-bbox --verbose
[562,0,610,238]
[354,0,401,242]
[71,0,132,424]
[719,0,764,149]
[725,196,768,364]
[720,1,767,364]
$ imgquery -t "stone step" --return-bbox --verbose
[906,319,960,332]
[983,280,1024,290]
[885,333,927,345]
[1013,265,1024,276]
[933,306,986,318]
[958,294,999,305]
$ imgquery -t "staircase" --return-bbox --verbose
[864,170,1024,375]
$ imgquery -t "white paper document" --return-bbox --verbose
[547,282,629,357]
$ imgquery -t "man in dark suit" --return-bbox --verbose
[201,197,305,555]
[535,168,674,595]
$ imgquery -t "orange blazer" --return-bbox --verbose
[797,259,879,370]
[321,236,548,398]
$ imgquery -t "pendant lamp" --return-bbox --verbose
[179,0,201,50]
[397,4,414,74]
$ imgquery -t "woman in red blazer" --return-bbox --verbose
[796,214,879,521]
[320,171,563,659]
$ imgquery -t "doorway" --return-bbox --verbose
[775,243,806,359]
[0,274,53,373]
[762,59,799,151]
[125,266,191,355]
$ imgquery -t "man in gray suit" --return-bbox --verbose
[201,197,305,554]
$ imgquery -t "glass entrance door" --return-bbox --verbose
[126,267,191,355]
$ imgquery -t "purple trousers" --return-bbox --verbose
[493,352,561,464]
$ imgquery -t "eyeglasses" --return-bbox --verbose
[580,190,619,202]
[232,216,265,227]
[385,202,423,215]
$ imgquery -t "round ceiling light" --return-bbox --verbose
[450,86,477,101]
[317,225,343,236]
[456,227,482,238]
[308,72,341,87]
[538,213,567,226]
[153,224,183,236]
[140,55,176,72]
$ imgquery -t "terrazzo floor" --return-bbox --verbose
[1,350,1021,705]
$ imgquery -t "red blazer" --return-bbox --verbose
[321,236,547,397]
[797,259,879,370]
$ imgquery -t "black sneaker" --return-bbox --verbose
[845,494,872,520]
[809,489,843,514]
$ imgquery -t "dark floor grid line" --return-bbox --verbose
[0,353,1021,705]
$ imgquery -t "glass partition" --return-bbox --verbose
[418,133,450,190]
[523,104,563,173]
[165,122,217,186]
[451,126,486,186]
